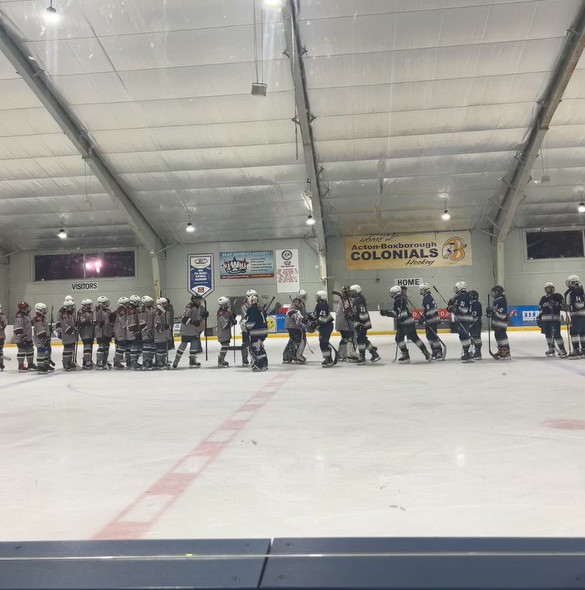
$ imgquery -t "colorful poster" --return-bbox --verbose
[508,306,539,327]
[276,248,300,293]
[346,231,473,270]
[188,254,214,297]
[219,250,274,279]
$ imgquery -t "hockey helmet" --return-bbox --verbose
[34,302,47,315]
[544,282,555,295]
[62,300,75,310]
[349,284,361,295]
[81,298,93,307]
[297,289,307,300]
[566,274,580,288]
[245,289,258,298]
[190,293,203,304]
[17,301,30,313]
[454,281,467,293]
[156,297,168,311]
[315,290,327,301]
[469,290,479,301]
[97,295,110,307]
[128,295,141,306]
[141,295,154,307]
[217,296,230,309]
[247,294,259,305]
[389,285,402,299]
[491,285,505,297]
[419,283,431,296]
[117,296,129,307]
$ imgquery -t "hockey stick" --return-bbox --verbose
[486,294,498,360]
[47,306,55,367]
[203,298,208,362]
[563,288,572,354]
[263,296,276,314]
[404,293,447,359]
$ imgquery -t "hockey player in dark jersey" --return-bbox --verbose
[32,303,52,373]
[312,290,335,367]
[239,289,256,367]
[112,297,129,370]
[538,282,567,357]
[95,296,113,369]
[469,290,483,360]
[419,283,443,360]
[348,285,380,364]
[57,299,78,371]
[244,293,268,371]
[448,281,474,362]
[565,274,585,358]
[216,296,237,368]
[154,297,171,369]
[486,285,511,359]
[382,286,431,363]
[141,296,156,369]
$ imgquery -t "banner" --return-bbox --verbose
[188,254,214,297]
[276,248,300,293]
[508,306,539,327]
[346,231,472,270]
[219,250,274,279]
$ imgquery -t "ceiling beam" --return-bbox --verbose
[0,19,165,255]
[282,0,328,285]
[493,3,585,240]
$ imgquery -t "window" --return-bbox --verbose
[526,230,584,260]
[35,251,135,281]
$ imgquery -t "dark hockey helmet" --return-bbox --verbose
[491,285,504,297]
[190,293,204,304]
[18,300,30,313]
[469,290,479,301]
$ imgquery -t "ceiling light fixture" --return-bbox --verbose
[306,214,316,226]
[578,202,585,214]
[263,0,284,7]
[57,228,67,239]
[441,209,451,221]
[186,219,195,233]
[45,0,60,23]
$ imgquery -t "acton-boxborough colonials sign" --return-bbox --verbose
[346,231,473,270]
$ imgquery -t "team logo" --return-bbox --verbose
[222,256,250,275]
[442,236,467,262]
[281,250,293,261]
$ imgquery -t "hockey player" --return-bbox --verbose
[244,293,268,371]
[126,295,143,370]
[335,286,358,362]
[0,304,7,371]
[32,303,52,373]
[565,274,585,358]
[216,296,237,368]
[486,285,511,359]
[154,297,171,369]
[141,296,156,370]
[283,290,308,364]
[537,282,567,357]
[14,301,35,372]
[313,290,335,367]
[448,281,475,362]
[77,299,95,369]
[347,285,380,364]
[95,296,113,369]
[57,299,77,370]
[173,294,208,368]
[469,290,483,360]
[239,289,256,367]
[112,297,129,370]
[419,283,443,360]
[383,286,431,363]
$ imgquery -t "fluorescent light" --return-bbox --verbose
[306,215,316,226]
[57,228,67,239]
[263,0,284,7]
[186,221,195,233]
[578,202,585,214]
[441,209,451,221]
[44,2,60,23]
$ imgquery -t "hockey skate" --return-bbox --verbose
[0,361,4,371]
[422,349,432,362]
[18,363,28,373]
[398,352,410,364]
[218,359,229,368]
[545,349,556,357]
[432,350,444,361]
[321,358,334,368]
[567,349,581,359]
[113,361,125,370]
[557,348,568,358]
[370,350,382,363]
[461,350,474,363]
[472,349,482,360]
[496,348,511,360]
[242,359,250,367]
[189,358,201,368]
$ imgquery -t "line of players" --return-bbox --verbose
[2,273,583,372]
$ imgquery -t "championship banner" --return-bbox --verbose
[276,248,300,293]
[188,253,214,297]
[219,250,274,279]
[346,231,472,270]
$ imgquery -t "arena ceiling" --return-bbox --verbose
[0,0,584,253]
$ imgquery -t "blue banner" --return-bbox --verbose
[508,305,540,327]
[220,250,274,279]
[188,253,214,297]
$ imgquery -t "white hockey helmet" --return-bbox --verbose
[156,297,168,311]
[297,289,307,300]
[97,295,110,307]
[349,284,361,295]
[544,282,555,294]
[246,289,258,298]
[454,281,467,293]
[389,285,402,299]
[62,300,75,309]
[566,274,580,288]
[141,295,154,307]
[81,298,93,307]
[217,296,230,309]
[35,302,47,315]
[315,290,327,301]
[128,294,141,306]
[64,295,74,302]
[247,294,259,304]
[117,296,129,307]
[419,283,431,296]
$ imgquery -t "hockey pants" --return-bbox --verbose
[569,317,585,351]
[17,341,34,368]
[542,321,565,352]
[396,324,429,356]
[174,335,202,365]
[283,329,305,362]
[318,323,333,362]
[493,325,510,351]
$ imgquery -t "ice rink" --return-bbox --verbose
[1,330,584,542]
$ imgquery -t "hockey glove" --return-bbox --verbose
[193,320,201,327]
[485,307,493,318]
[65,326,74,335]
[200,310,210,319]
[181,316,191,325]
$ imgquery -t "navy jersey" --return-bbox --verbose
[453,291,473,323]
[538,293,563,322]
[568,286,585,318]
[245,303,268,336]
[314,300,333,325]
[491,295,508,328]
[470,300,482,324]
[422,293,440,325]
[351,294,372,330]
[393,296,415,327]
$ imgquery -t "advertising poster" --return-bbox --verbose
[346,231,473,270]
[188,254,214,297]
[276,248,300,293]
[219,250,274,279]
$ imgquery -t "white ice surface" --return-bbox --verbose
[0,331,584,541]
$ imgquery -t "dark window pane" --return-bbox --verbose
[85,251,135,278]
[526,231,584,259]
[35,254,84,281]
